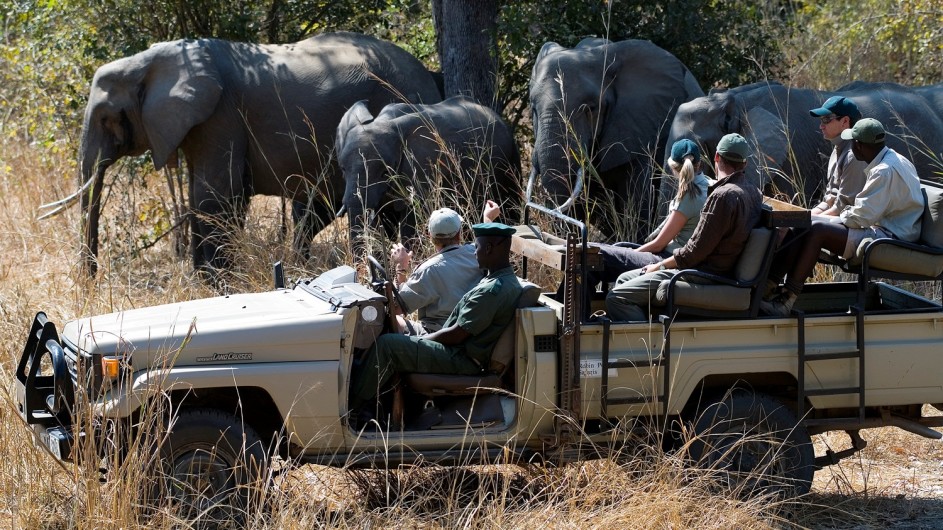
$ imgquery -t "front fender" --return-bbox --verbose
[98,362,339,422]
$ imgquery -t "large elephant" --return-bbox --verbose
[529,38,704,239]
[335,95,521,252]
[57,32,441,276]
[662,81,943,212]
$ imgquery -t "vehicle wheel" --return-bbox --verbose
[687,389,813,499]
[153,408,269,521]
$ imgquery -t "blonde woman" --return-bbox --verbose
[592,138,711,282]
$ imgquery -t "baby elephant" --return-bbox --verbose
[336,96,521,252]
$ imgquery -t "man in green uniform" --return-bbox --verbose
[350,222,523,416]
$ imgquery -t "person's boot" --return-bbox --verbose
[762,279,779,300]
[760,288,798,317]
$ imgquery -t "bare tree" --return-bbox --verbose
[432,0,499,110]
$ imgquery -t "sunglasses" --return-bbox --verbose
[820,115,841,125]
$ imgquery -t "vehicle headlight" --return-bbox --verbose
[361,305,379,323]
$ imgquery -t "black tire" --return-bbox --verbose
[152,408,269,521]
[688,390,814,499]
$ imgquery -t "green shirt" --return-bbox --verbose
[443,265,522,366]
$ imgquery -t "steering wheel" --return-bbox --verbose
[365,255,411,332]
[366,255,390,287]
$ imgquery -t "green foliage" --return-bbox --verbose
[787,0,943,88]
[1,1,101,152]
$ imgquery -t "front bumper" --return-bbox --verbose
[15,312,97,462]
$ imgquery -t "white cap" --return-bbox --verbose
[427,208,462,238]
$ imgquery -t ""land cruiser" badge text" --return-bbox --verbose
[196,352,253,362]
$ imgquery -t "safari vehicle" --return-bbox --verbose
[15,186,943,507]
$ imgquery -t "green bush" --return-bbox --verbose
[787,0,943,88]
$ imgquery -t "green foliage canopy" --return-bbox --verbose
[2,0,939,150]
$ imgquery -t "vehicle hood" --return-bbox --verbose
[61,288,345,367]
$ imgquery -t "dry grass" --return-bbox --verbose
[2,138,943,529]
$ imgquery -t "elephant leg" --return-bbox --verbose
[597,162,653,242]
[291,197,334,260]
[191,195,241,274]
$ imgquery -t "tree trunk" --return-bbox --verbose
[433,0,499,110]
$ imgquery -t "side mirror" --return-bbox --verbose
[273,261,285,289]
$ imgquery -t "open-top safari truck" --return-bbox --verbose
[15,182,943,509]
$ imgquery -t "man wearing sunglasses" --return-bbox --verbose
[808,96,868,217]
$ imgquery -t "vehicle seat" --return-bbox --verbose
[402,281,542,396]
[654,222,778,318]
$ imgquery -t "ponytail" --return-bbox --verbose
[670,156,700,201]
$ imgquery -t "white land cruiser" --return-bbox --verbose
[16,198,943,507]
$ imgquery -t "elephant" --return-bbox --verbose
[661,81,943,212]
[335,95,521,251]
[50,32,441,277]
[528,38,704,239]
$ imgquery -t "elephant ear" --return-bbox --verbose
[742,106,789,191]
[336,100,375,158]
[575,37,613,49]
[142,41,223,169]
[534,42,564,67]
[596,41,692,172]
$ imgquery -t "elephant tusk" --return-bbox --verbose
[37,204,68,220]
[554,167,583,213]
[524,166,537,204]
[38,177,95,211]
[335,204,348,218]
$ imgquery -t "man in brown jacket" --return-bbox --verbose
[605,133,763,321]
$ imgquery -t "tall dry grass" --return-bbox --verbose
[2,137,942,529]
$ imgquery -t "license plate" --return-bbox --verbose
[40,431,61,460]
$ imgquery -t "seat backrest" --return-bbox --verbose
[919,183,943,248]
[734,227,774,282]
[488,281,541,375]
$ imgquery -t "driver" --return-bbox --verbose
[350,222,523,424]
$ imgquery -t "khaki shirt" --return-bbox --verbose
[398,244,484,332]
[819,137,868,211]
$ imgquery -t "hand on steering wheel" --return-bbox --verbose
[366,254,390,286]
[365,255,409,331]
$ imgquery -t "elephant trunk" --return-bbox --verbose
[78,128,112,277]
[533,117,589,210]
[343,171,390,259]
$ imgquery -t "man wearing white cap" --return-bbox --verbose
[390,201,501,334]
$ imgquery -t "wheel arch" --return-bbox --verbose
[166,386,286,455]
[679,371,800,419]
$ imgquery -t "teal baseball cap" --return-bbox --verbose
[810,96,861,121]
[669,139,700,165]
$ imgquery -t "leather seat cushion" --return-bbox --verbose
[920,185,943,248]
[859,241,943,278]
[655,281,752,311]
[403,372,502,396]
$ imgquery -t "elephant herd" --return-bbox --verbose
[45,32,943,279]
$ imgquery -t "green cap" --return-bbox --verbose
[841,117,886,144]
[472,222,515,237]
[716,133,750,163]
